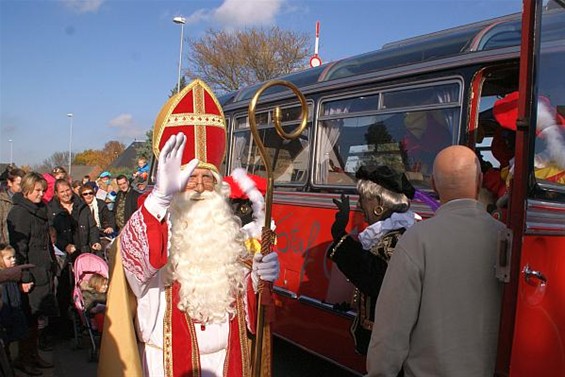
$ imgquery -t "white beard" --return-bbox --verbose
[165,188,247,324]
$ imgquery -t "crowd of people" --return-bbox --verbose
[0,161,146,376]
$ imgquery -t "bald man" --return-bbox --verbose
[366,146,506,377]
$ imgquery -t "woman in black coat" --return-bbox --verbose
[47,179,101,340]
[7,172,58,374]
[47,179,101,258]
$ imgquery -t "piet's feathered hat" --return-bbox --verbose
[493,91,565,133]
[152,79,226,173]
[493,91,565,170]
[225,168,268,240]
[224,169,267,201]
[355,164,415,199]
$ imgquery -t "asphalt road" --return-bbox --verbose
[10,336,360,377]
[272,337,361,377]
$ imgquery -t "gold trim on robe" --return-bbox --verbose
[98,240,143,377]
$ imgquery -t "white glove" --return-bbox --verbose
[252,252,280,284]
[152,133,199,205]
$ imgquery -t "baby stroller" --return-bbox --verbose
[71,253,109,361]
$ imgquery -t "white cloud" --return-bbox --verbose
[60,0,105,14]
[187,0,284,28]
[185,9,213,25]
[108,114,146,140]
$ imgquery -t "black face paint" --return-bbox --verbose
[230,198,254,226]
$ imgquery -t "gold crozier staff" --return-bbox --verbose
[248,80,309,377]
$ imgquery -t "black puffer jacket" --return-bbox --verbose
[48,195,100,259]
[7,193,58,316]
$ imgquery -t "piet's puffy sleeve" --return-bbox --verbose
[120,193,169,297]
[328,235,388,297]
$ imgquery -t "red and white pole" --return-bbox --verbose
[315,20,320,55]
[310,21,322,67]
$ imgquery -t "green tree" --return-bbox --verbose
[186,26,310,92]
[137,129,153,161]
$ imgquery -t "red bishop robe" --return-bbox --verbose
[106,196,257,377]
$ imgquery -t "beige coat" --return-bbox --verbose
[0,190,13,244]
[367,199,506,377]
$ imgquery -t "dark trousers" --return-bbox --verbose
[17,314,39,364]
[52,264,74,338]
[0,339,15,377]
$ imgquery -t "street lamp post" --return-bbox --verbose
[8,139,13,165]
[67,113,73,177]
[173,16,186,94]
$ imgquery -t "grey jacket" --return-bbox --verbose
[367,199,506,377]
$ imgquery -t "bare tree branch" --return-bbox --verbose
[186,26,310,93]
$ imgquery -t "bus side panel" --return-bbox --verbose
[510,235,565,376]
[271,197,367,374]
[274,296,366,374]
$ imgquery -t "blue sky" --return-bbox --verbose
[0,0,522,169]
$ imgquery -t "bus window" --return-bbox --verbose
[231,104,312,186]
[382,83,460,109]
[316,84,460,189]
[533,49,565,189]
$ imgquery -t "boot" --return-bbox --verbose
[12,359,43,376]
[32,354,54,369]
[0,342,15,377]
[15,332,43,375]
[38,329,53,352]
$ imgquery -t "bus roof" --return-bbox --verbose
[221,9,564,106]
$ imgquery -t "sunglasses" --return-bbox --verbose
[82,192,94,197]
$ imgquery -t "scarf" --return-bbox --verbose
[358,211,417,250]
[89,199,101,229]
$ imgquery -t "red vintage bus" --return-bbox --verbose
[215,2,564,374]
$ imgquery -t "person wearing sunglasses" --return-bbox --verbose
[79,185,116,255]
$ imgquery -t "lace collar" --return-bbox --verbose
[358,211,417,250]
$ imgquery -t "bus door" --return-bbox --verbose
[495,2,565,376]
[507,2,565,375]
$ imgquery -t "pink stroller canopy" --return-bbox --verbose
[73,253,109,311]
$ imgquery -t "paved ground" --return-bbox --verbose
[11,335,97,377]
[9,335,358,377]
